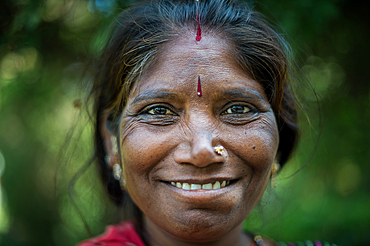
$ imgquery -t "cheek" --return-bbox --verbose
[248,124,279,169]
[242,116,279,195]
[120,130,157,205]
[122,131,159,170]
[227,116,279,170]
[119,125,176,190]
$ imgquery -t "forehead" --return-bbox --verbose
[160,34,232,68]
[131,34,266,98]
[151,34,236,78]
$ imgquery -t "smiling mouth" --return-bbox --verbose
[168,180,233,190]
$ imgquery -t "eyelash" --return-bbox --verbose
[140,104,256,116]
[141,105,176,116]
[221,104,256,115]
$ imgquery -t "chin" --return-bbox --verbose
[156,208,246,243]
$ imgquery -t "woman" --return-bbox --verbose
[76,0,329,245]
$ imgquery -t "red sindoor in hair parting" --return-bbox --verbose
[196,0,202,41]
[196,1,202,97]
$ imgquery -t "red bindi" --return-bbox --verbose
[197,75,202,96]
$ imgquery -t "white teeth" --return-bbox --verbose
[169,180,232,190]
[182,183,190,190]
[213,181,221,189]
[202,183,213,189]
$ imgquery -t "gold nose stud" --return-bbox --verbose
[214,145,226,156]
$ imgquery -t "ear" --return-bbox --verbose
[100,113,120,169]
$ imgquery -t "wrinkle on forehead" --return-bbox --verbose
[163,33,232,66]
[127,33,267,106]
[135,34,240,91]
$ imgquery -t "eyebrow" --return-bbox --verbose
[220,88,266,101]
[131,90,180,105]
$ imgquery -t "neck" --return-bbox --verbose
[143,216,254,246]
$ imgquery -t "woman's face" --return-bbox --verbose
[118,35,279,244]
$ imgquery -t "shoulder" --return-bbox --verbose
[76,221,146,246]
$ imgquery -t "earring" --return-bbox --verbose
[113,163,122,180]
[254,235,263,246]
[111,136,118,154]
[214,145,226,156]
[113,163,126,187]
[271,161,280,188]
[110,136,126,187]
[104,155,110,165]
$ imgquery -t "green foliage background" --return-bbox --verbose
[0,0,369,245]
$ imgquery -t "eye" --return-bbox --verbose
[145,106,175,115]
[134,104,179,126]
[223,105,251,115]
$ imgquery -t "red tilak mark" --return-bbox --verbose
[197,75,202,96]
[196,14,202,41]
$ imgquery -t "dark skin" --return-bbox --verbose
[104,33,279,246]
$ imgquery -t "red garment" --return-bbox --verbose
[77,221,146,246]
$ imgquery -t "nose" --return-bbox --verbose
[174,131,227,167]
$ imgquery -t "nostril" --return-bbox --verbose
[174,145,192,164]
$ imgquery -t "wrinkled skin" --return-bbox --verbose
[105,34,279,246]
